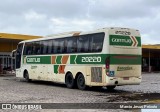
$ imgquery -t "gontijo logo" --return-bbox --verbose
[110,35,140,47]
[26,58,40,63]
[111,38,132,44]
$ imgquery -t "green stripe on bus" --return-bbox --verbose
[56,56,62,64]
[70,54,109,64]
[74,54,108,64]
[109,35,141,47]
[26,56,51,64]
[25,54,141,65]
[110,54,141,65]
[54,65,59,74]
[70,55,77,64]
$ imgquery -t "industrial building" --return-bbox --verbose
[142,45,160,72]
[0,33,41,73]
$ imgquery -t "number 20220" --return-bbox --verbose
[81,56,101,62]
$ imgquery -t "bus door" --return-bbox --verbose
[16,43,23,69]
[16,43,24,76]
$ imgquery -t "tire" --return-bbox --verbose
[107,86,116,91]
[24,71,31,82]
[77,73,86,90]
[65,73,75,89]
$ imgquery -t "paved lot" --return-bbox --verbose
[0,73,160,111]
[117,73,160,93]
[0,73,160,103]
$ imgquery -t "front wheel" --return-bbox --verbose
[77,74,86,90]
[24,71,31,82]
[107,86,116,91]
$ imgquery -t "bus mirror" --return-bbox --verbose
[11,49,16,59]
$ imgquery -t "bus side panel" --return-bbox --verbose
[86,65,106,86]
[64,65,87,84]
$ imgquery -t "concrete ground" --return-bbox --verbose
[0,73,160,112]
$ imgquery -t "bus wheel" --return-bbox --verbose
[77,74,86,90]
[24,71,31,82]
[107,86,116,91]
[65,73,75,89]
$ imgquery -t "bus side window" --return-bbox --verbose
[25,43,32,55]
[84,36,89,52]
[52,40,55,54]
[32,42,36,55]
[41,40,48,54]
[72,38,77,53]
[53,40,58,54]
[64,39,68,53]
[77,38,82,52]
[57,38,64,53]
[28,50,31,55]
[77,35,89,53]
[66,37,77,53]
[35,41,41,54]
[48,40,53,54]
[57,39,61,53]
[60,39,65,53]
[89,33,104,52]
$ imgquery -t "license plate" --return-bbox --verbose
[123,77,129,80]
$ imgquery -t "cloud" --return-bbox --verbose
[88,0,152,19]
[24,10,47,21]
[49,18,95,33]
[0,0,160,44]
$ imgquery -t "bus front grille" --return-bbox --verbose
[91,67,102,83]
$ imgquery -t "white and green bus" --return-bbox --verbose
[15,27,141,90]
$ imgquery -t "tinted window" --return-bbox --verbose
[77,35,89,52]
[89,33,104,52]
[23,32,104,55]
[57,38,65,53]
[24,43,32,55]
[41,40,48,54]
[32,41,41,55]
[48,40,53,54]
[53,40,58,54]
[66,37,77,53]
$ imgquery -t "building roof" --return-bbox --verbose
[142,45,160,50]
[0,33,41,40]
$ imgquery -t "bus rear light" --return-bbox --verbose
[106,65,109,69]
[105,57,110,76]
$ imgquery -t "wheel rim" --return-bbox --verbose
[67,76,73,84]
[78,76,85,87]
[25,73,28,80]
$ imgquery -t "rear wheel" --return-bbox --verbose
[65,72,75,89]
[24,71,31,82]
[77,74,86,90]
[107,86,116,91]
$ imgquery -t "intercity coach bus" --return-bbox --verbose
[15,27,142,90]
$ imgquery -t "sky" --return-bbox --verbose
[0,0,160,44]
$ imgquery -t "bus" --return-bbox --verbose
[15,27,142,90]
